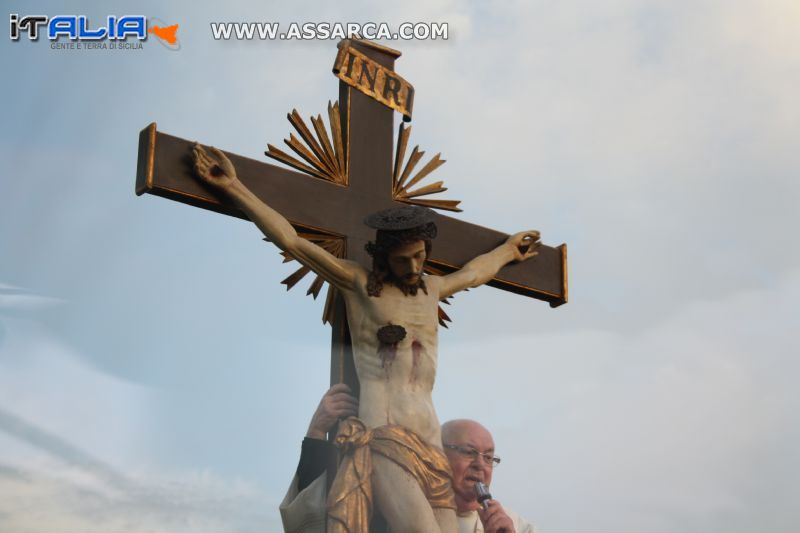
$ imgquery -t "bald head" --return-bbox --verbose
[441,419,493,446]
[441,419,497,511]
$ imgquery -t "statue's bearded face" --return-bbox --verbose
[386,240,427,287]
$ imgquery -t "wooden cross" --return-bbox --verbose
[135,39,567,397]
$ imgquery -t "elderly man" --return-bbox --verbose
[442,419,537,533]
[280,386,538,533]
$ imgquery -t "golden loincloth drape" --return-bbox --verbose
[326,417,456,533]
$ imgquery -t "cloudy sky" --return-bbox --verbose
[2,1,799,531]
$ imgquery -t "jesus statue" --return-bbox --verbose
[192,144,540,533]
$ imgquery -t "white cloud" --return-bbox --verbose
[393,0,800,333]
[0,459,279,533]
[0,285,63,312]
[436,269,800,532]
[0,315,153,467]
[0,305,282,532]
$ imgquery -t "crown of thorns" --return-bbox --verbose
[364,205,436,230]
[364,206,438,257]
[364,225,438,259]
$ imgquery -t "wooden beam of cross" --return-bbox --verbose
[135,39,568,396]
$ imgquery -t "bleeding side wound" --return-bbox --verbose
[377,324,406,372]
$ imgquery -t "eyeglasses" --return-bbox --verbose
[443,444,501,467]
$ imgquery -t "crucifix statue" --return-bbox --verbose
[136,39,567,533]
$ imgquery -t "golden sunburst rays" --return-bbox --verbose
[392,123,462,213]
[264,101,347,185]
[267,230,346,325]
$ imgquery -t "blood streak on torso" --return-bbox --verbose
[410,340,423,384]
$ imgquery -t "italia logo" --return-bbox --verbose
[9,14,180,49]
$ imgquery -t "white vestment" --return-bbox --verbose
[279,474,327,533]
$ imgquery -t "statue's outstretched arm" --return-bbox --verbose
[193,144,361,291]
[438,231,540,299]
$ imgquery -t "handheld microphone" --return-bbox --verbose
[475,481,492,511]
